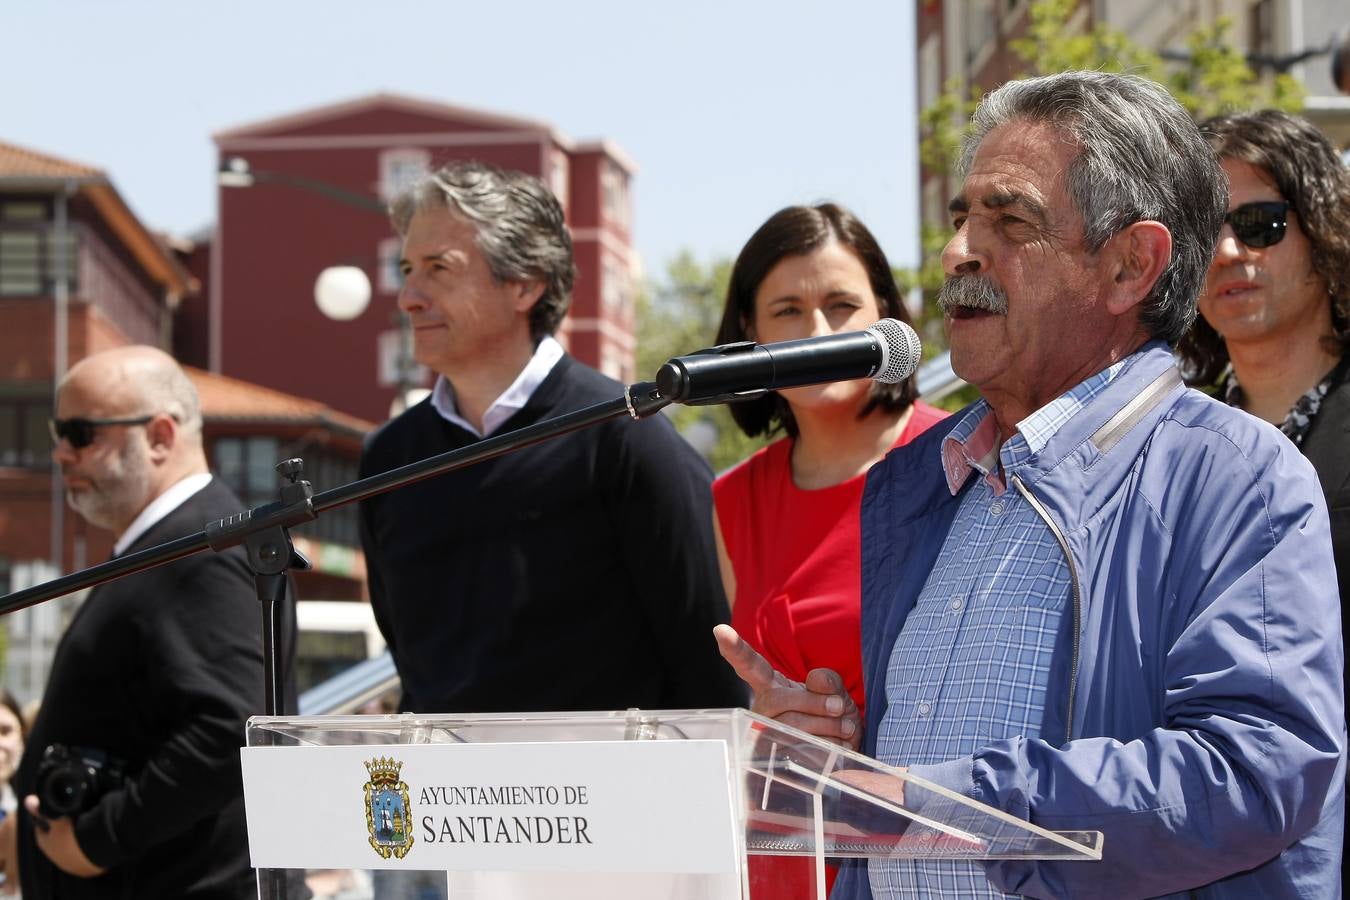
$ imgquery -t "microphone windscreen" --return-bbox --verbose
[871,319,923,384]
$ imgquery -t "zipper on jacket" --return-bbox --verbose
[1010,472,1080,745]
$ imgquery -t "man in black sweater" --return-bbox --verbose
[360,162,744,717]
[0,346,291,898]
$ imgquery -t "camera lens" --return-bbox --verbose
[40,766,90,817]
[35,744,119,818]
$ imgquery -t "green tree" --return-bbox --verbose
[909,0,1305,362]
[1166,21,1305,119]
[1010,0,1162,77]
[635,251,768,473]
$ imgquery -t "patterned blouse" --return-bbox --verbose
[1223,356,1350,447]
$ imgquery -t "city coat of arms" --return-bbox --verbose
[364,756,415,859]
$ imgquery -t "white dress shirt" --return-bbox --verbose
[113,472,214,557]
[429,336,564,437]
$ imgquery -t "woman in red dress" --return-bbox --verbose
[711,204,946,897]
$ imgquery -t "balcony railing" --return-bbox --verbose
[0,222,163,346]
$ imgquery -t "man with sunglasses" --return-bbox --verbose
[1181,107,1350,718]
[0,346,289,899]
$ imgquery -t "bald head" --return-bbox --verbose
[60,346,203,438]
[54,346,208,535]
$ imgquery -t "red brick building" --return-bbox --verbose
[0,140,194,574]
[209,93,639,423]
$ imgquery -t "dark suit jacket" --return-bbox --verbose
[1302,360,1350,708]
[1303,361,1350,603]
[13,478,296,899]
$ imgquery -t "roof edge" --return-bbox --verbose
[213,91,563,144]
[572,139,640,175]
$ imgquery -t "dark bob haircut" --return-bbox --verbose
[1,687,26,745]
[714,203,919,438]
[1179,110,1350,386]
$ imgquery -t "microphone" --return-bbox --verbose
[656,318,922,405]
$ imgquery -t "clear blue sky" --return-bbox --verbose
[0,0,920,278]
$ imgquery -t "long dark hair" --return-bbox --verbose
[1179,110,1350,386]
[715,203,918,438]
[1,687,27,745]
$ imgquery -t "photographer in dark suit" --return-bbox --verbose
[0,346,288,899]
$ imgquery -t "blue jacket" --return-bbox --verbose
[834,344,1344,899]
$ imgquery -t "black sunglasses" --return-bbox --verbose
[49,415,154,450]
[1224,200,1289,249]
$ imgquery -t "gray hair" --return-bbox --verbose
[960,71,1226,344]
[389,161,575,340]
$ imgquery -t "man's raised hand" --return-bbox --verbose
[713,624,861,750]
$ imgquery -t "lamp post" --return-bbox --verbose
[217,157,424,417]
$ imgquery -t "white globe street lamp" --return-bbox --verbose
[313,266,372,321]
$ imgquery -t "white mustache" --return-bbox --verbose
[937,276,1009,315]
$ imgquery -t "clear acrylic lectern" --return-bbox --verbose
[243,708,1101,899]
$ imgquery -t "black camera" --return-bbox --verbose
[34,744,126,818]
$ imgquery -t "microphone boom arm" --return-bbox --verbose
[0,381,672,618]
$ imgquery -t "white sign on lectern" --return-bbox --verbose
[243,709,1102,900]
[241,739,737,874]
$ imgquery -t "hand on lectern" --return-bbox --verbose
[713,624,862,750]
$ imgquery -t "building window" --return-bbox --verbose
[377,328,426,390]
[601,163,630,229]
[211,436,360,548]
[289,450,360,548]
[1,201,47,222]
[965,0,996,66]
[599,344,624,381]
[600,255,632,319]
[377,237,403,295]
[601,259,620,314]
[549,153,569,215]
[378,148,431,202]
[0,226,78,297]
[295,629,371,693]
[923,176,946,230]
[1249,0,1275,59]
[213,436,282,508]
[920,35,942,110]
[0,392,52,469]
[0,232,41,295]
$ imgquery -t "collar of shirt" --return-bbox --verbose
[113,472,214,557]
[941,355,1131,497]
[429,336,565,438]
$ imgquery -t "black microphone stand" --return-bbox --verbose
[0,380,673,898]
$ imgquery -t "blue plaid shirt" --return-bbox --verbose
[869,360,1126,899]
